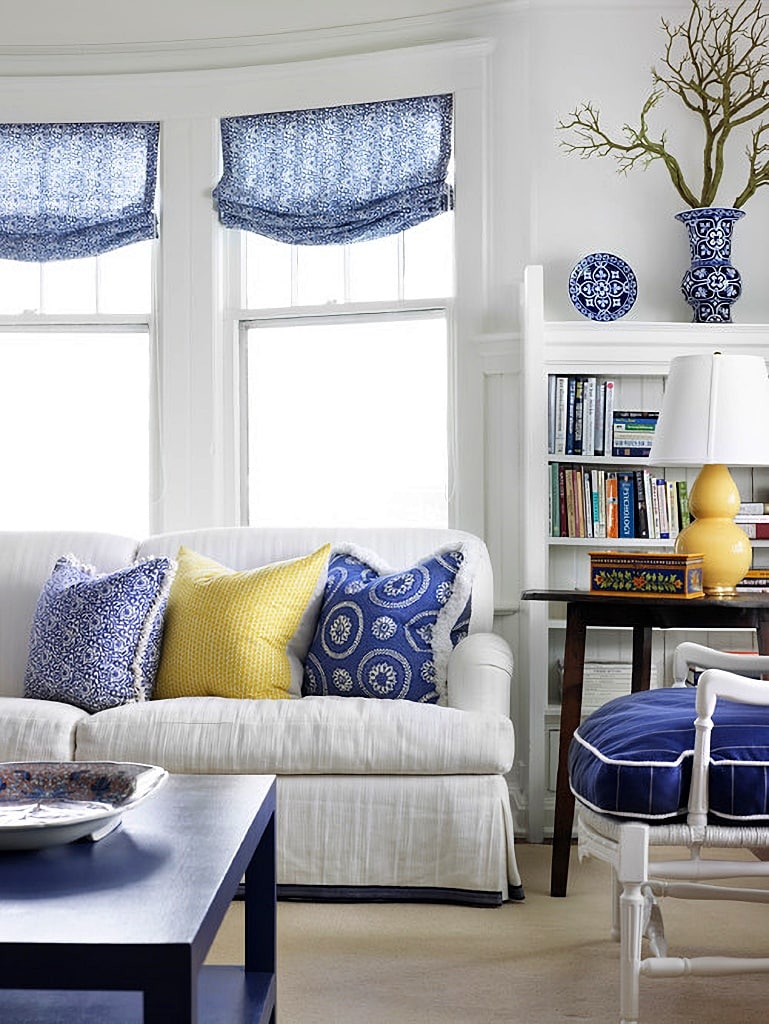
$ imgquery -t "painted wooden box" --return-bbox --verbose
[589,551,704,599]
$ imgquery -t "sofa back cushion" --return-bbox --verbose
[302,541,478,705]
[136,527,494,632]
[24,554,175,712]
[0,532,139,698]
[153,544,330,700]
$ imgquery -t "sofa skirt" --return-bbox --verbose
[276,773,522,905]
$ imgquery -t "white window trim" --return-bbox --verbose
[0,38,492,536]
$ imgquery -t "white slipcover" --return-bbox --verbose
[0,527,521,903]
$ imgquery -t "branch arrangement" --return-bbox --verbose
[557,0,769,208]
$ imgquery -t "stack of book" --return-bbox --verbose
[612,411,658,457]
[736,502,769,540]
[547,374,661,460]
[548,375,615,456]
[557,660,659,714]
[736,569,769,592]
[549,464,690,539]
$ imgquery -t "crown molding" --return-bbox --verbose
[0,2,520,77]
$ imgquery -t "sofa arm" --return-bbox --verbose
[446,633,513,717]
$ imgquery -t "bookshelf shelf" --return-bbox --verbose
[548,536,675,547]
[518,265,769,843]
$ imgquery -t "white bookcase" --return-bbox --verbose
[519,265,769,841]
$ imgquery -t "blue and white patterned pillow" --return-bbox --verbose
[302,541,478,704]
[24,554,176,714]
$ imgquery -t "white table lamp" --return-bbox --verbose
[649,352,769,595]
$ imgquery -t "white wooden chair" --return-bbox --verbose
[570,643,769,1024]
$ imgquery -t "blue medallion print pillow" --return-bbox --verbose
[302,542,478,704]
[24,554,176,714]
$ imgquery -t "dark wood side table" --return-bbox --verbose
[521,589,769,898]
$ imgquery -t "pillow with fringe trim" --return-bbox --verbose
[302,540,478,705]
[24,554,176,713]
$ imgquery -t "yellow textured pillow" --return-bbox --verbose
[154,544,330,701]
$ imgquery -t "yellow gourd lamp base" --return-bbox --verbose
[674,463,751,596]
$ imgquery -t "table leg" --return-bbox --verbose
[551,603,586,897]
[757,613,769,657]
[143,965,196,1024]
[245,812,276,978]
[631,626,653,692]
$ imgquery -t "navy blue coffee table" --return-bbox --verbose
[0,772,276,1023]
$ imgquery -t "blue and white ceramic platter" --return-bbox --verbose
[568,252,637,321]
[0,761,167,850]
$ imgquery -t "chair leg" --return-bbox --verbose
[619,882,644,1024]
[610,869,621,941]
[617,823,650,1024]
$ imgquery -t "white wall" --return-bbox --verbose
[530,0,769,323]
[4,0,768,828]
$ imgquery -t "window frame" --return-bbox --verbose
[0,38,492,536]
[237,302,453,528]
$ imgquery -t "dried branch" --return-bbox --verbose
[557,0,769,209]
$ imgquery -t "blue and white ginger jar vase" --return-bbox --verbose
[675,206,744,323]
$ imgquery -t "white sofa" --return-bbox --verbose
[0,526,522,905]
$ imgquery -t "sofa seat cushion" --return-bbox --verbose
[74,695,514,775]
[569,686,769,823]
[0,697,89,761]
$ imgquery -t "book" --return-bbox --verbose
[573,377,585,456]
[737,569,769,590]
[666,480,679,539]
[561,466,573,540]
[605,472,619,538]
[602,380,615,458]
[676,480,691,528]
[736,514,769,523]
[553,376,568,456]
[740,522,769,539]
[582,468,592,538]
[564,466,577,537]
[633,469,650,538]
[582,376,596,457]
[618,472,636,538]
[594,468,606,539]
[549,462,560,536]
[612,411,659,458]
[593,379,606,457]
[739,502,769,515]
[547,375,557,454]
[565,377,577,455]
[655,478,669,539]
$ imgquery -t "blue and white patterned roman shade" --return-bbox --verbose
[212,95,454,245]
[0,121,159,261]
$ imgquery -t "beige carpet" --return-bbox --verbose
[207,842,769,1023]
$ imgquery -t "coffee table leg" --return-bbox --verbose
[245,810,276,1020]
[143,964,196,1023]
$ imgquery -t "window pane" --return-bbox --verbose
[246,316,448,527]
[294,244,344,306]
[245,233,292,308]
[97,240,153,314]
[41,257,98,314]
[0,260,39,314]
[403,214,453,298]
[347,233,399,303]
[0,331,150,535]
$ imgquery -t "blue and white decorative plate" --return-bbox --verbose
[568,252,637,322]
[0,761,168,850]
